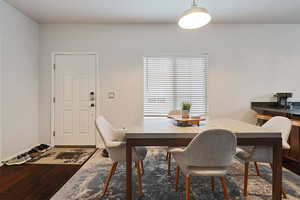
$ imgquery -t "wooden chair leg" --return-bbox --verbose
[139,160,144,176]
[185,175,190,200]
[167,153,172,175]
[166,152,170,160]
[254,162,261,176]
[282,187,288,199]
[101,162,118,197]
[269,163,287,199]
[211,177,215,192]
[244,162,249,196]
[135,161,144,196]
[220,177,230,200]
[175,166,180,192]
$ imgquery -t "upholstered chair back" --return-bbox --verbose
[95,116,113,148]
[184,129,237,167]
[262,116,292,149]
[96,116,147,162]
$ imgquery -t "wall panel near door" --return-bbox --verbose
[0,37,2,163]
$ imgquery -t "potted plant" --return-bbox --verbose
[181,102,192,118]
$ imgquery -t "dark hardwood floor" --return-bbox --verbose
[0,164,81,200]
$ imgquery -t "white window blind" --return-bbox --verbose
[144,55,208,116]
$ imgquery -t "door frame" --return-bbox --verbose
[50,52,100,147]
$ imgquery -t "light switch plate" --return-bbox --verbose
[108,92,115,99]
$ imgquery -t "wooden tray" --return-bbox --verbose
[168,115,205,126]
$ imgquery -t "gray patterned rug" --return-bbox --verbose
[51,149,300,200]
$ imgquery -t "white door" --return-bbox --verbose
[54,54,96,145]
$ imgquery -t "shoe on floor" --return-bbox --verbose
[28,148,41,159]
[4,153,31,166]
[36,144,51,153]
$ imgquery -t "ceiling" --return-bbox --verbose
[4,0,300,24]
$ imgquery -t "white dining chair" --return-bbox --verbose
[166,109,182,175]
[95,116,147,197]
[170,129,237,200]
[235,116,292,198]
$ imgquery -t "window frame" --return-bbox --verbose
[143,54,208,117]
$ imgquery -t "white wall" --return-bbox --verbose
[39,24,300,144]
[0,35,3,163]
[0,1,39,160]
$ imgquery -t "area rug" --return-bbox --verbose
[51,148,300,199]
[28,148,96,165]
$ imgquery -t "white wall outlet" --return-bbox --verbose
[108,91,115,99]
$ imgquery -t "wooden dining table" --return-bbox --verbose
[125,117,283,200]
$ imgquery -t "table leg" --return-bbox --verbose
[272,139,282,200]
[126,142,132,200]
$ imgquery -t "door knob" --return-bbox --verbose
[91,103,95,107]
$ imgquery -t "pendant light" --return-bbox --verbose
[178,0,211,29]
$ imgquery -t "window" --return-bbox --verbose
[144,55,208,116]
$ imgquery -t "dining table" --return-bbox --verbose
[125,117,283,200]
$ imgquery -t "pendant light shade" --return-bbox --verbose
[178,1,211,29]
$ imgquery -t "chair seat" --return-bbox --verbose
[235,147,253,162]
[235,141,290,163]
[107,145,147,162]
[283,141,290,150]
[135,147,148,160]
[187,167,227,176]
[167,147,185,153]
[235,146,273,163]
[178,162,228,176]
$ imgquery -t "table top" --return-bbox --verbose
[126,117,281,139]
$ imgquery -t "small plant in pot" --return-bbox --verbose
[181,102,192,118]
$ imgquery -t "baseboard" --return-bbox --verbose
[54,145,96,148]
